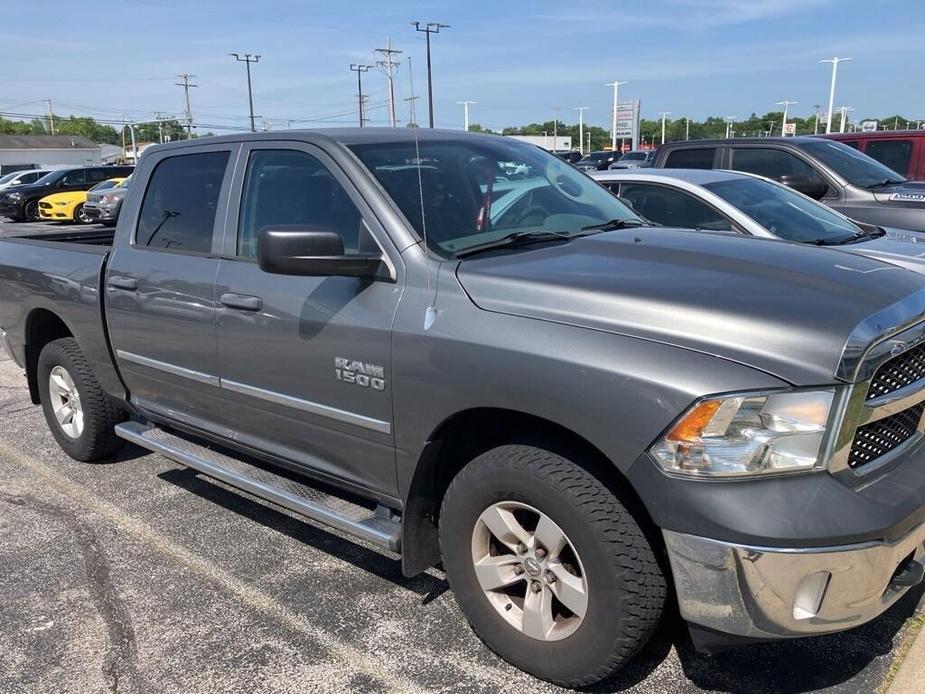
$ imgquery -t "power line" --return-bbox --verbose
[411,21,450,128]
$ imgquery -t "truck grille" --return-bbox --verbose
[867,343,925,400]
[848,402,925,468]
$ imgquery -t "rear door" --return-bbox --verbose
[106,143,237,429]
[863,138,914,178]
[212,141,404,496]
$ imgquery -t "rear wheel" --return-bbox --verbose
[74,203,92,224]
[38,338,125,461]
[440,445,666,688]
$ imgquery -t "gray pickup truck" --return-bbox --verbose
[3,129,925,688]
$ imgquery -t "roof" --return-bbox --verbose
[591,168,744,184]
[658,136,819,148]
[0,135,99,150]
[818,130,925,140]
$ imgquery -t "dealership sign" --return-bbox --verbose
[861,120,879,133]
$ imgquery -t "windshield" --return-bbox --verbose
[798,140,906,188]
[621,152,646,161]
[90,179,120,192]
[33,170,65,185]
[0,172,22,185]
[350,137,640,257]
[704,177,863,244]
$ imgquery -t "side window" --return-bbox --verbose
[237,149,367,258]
[731,148,824,183]
[664,148,717,169]
[620,183,732,231]
[60,169,87,186]
[842,140,861,150]
[88,168,110,182]
[136,151,229,253]
[865,140,913,177]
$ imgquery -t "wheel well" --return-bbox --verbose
[400,407,659,576]
[24,309,73,404]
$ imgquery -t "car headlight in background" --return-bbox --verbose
[7,192,22,200]
[650,389,836,477]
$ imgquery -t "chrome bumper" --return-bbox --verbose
[664,525,925,639]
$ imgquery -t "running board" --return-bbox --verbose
[115,421,401,552]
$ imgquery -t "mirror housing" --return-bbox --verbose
[779,174,829,200]
[257,226,385,279]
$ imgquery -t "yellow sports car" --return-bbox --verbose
[38,177,127,224]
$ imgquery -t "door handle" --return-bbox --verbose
[220,293,262,311]
[108,276,137,291]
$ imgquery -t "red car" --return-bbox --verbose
[819,130,925,181]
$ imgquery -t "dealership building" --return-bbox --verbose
[0,135,102,171]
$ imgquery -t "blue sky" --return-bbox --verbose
[1,0,922,133]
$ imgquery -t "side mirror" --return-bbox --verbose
[779,174,829,200]
[257,226,385,279]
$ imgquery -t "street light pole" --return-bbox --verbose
[456,100,476,131]
[411,21,450,128]
[725,117,736,139]
[820,57,851,134]
[658,111,671,144]
[230,53,261,132]
[574,106,588,154]
[605,81,627,152]
[776,100,797,136]
[552,106,560,152]
[685,117,690,141]
[839,106,854,133]
[813,104,822,135]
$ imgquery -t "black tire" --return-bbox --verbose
[440,445,665,688]
[74,203,91,225]
[24,200,40,222]
[37,337,125,462]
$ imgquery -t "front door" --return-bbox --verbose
[106,144,237,430]
[214,143,403,497]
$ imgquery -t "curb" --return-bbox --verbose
[887,614,925,693]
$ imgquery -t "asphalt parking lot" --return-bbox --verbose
[0,218,91,239]
[1,217,924,693]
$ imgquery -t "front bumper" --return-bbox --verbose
[665,524,925,639]
[0,200,24,218]
[38,203,74,220]
[84,203,117,221]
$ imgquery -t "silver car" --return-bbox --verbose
[592,168,925,272]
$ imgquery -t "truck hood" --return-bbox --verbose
[871,180,925,207]
[456,229,925,385]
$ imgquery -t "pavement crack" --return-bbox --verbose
[0,491,145,694]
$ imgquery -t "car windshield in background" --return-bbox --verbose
[704,177,862,244]
[89,180,120,192]
[0,172,22,185]
[349,138,640,257]
[798,140,906,188]
[33,170,64,185]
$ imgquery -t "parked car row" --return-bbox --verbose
[0,164,133,225]
[6,129,925,688]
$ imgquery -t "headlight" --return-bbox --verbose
[650,389,836,477]
[8,192,22,200]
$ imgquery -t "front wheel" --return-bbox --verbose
[38,337,125,461]
[440,445,665,688]
[74,203,92,224]
[24,200,40,222]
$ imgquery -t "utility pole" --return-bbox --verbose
[411,21,450,128]
[658,111,671,144]
[586,132,591,154]
[120,113,126,160]
[375,38,403,127]
[551,106,560,151]
[154,112,165,143]
[230,53,261,132]
[574,106,588,154]
[43,98,55,135]
[776,100,797,136]
[175,73,198,139]
[685,117,690,141]
[820,57,850,134]
[605,81,627,152]
[456,100,476,131]
[404,95,420,127]
[349,64,372,127]
[813,104,822,135]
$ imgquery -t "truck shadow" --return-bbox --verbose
[155,467,448,602]
[588,584,925,693]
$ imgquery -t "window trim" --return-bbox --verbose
[616,180,744,233]
[128,144,239,258]
[221,141,399,281]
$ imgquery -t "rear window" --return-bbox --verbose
[136,151,229,253]
[664,148,716,169]
[864,140,913,177]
